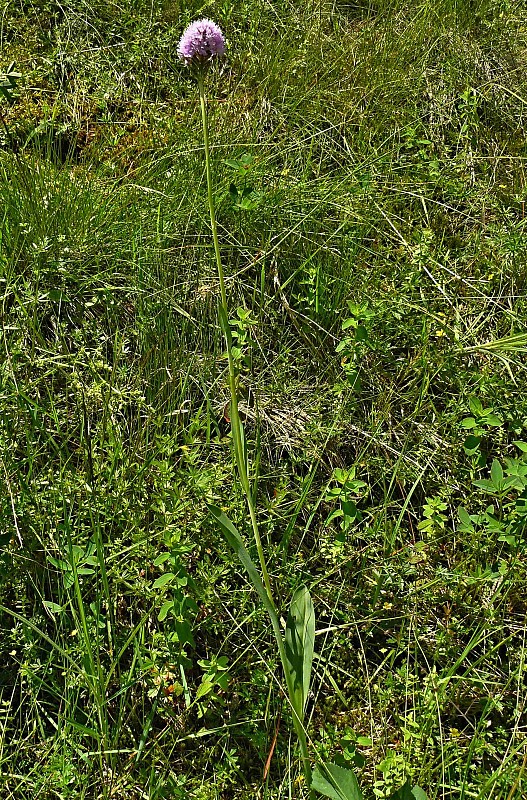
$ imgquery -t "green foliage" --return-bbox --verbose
[458,445,527,551]
[0,63,21,104]
[284,585,315,721]
[1,0,527,797]
[152,539,197,647]
[312,761,363,800]
[335,303,377,392]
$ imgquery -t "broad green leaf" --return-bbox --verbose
[356,736,372,747]
[312,762,363,800]
[387,784,412,800]
[153,552,171,566]
[463,434,481,452]
[152,572,175,589]
[468,397,483,416]
[47,555,70,571]
[173,619,194,646]
[158,600,173,621]
[486,414,503,427]
[224,158,243,169]
[473,478,496,492]
[196,679,214,700]
[284,585,315,721]
[63,571,75,590]
[498,533,517,546]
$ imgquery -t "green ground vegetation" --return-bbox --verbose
[1,0,527,797]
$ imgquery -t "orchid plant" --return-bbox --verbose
[177,19,426,800]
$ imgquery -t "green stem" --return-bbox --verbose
[198,74,275,609]
[198,72,313,798]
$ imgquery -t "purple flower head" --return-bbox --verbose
[177,18,225,67]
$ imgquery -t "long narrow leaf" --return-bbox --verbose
[207,504,278,626]
[284,585,315,721]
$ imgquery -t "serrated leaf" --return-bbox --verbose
[284,585,315,721]
[514,441,527,453]
[312,762,363,800]
[152,572,175,589]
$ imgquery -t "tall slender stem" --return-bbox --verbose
[198,73,313,797]
[198,74,275,609]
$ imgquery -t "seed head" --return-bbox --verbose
[177,18,225,67]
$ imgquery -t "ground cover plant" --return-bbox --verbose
[1,0,527,797]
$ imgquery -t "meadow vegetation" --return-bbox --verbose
[1,0,527,797]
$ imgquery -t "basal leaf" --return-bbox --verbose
[312,762,363,800]
[284,585,315,721]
